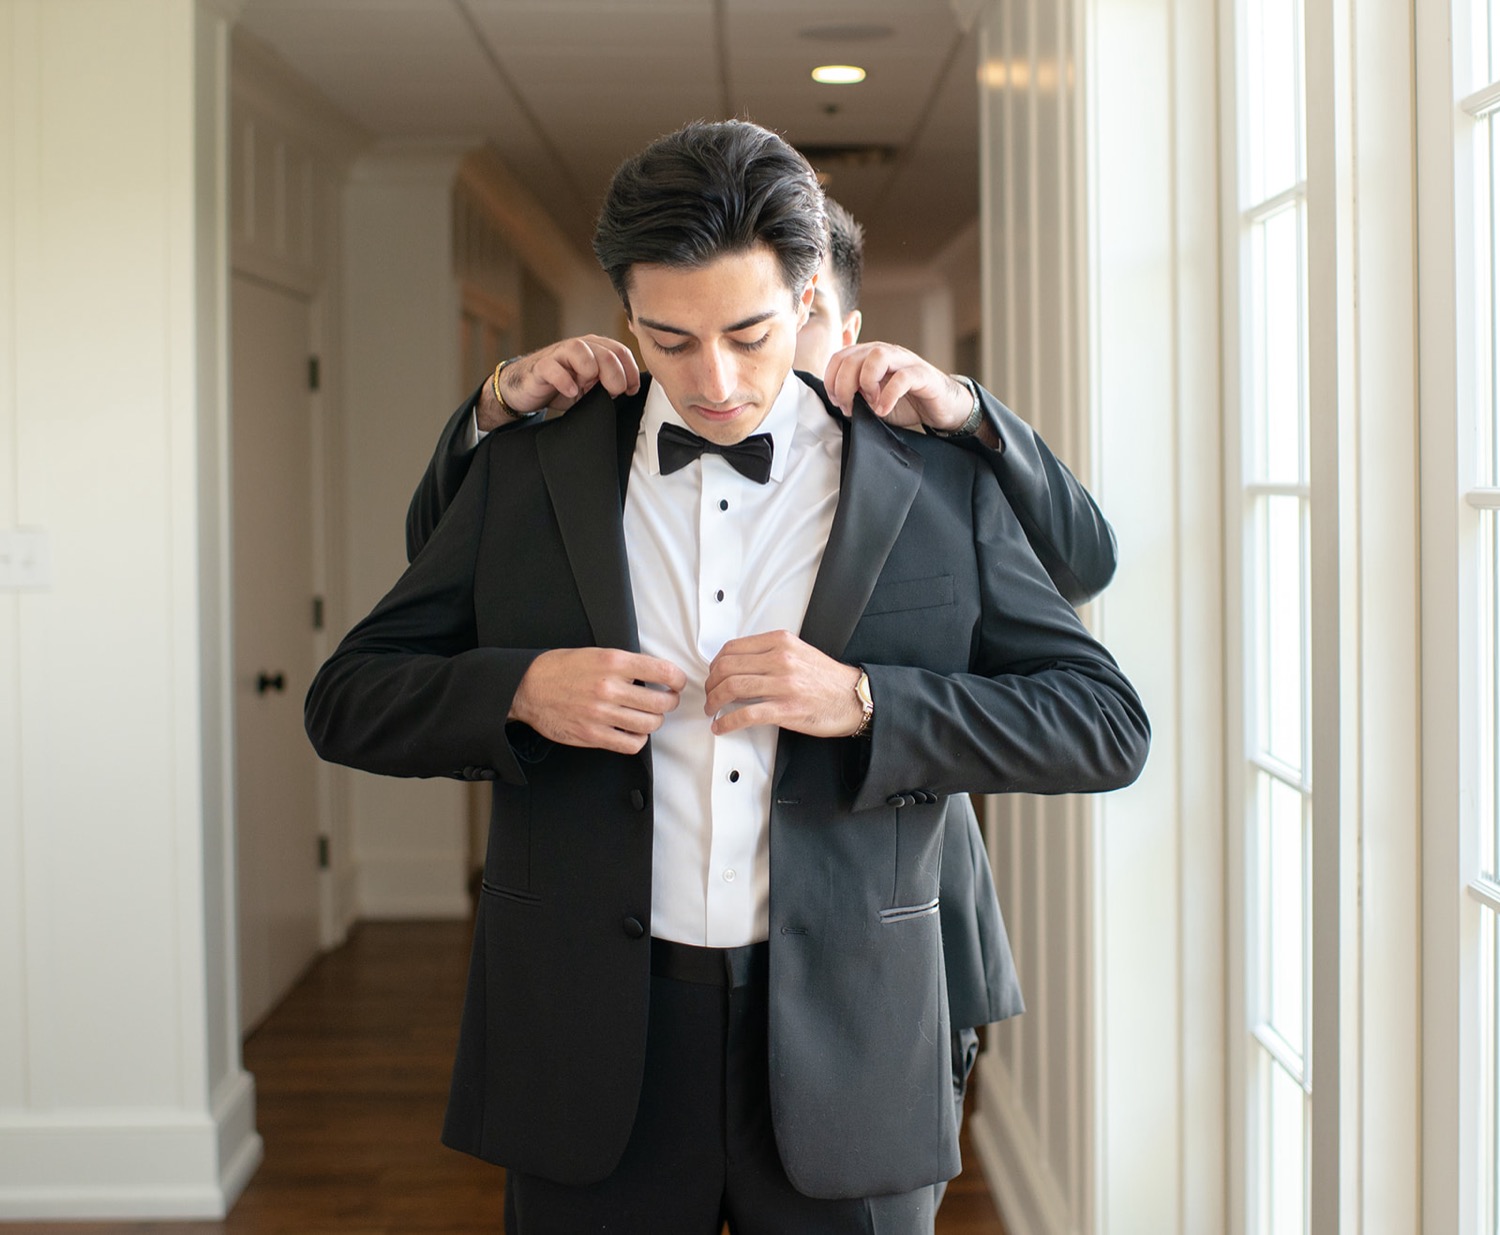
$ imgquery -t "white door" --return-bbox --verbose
[232,273,322,1034]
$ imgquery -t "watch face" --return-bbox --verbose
[856,671,873,707]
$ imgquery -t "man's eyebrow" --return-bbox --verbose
[636,309,780,336]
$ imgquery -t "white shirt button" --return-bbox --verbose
[722,868,737,883]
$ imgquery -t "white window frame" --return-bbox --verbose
[1419,0,1500,1230]
[1224,0,1368,1224]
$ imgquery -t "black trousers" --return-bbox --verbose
[503,939,937,1234]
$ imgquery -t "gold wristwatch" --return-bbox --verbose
[852,668,874,738]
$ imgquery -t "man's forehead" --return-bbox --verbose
[625,253,805,331]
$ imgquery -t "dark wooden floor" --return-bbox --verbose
[21,921,1006,1234]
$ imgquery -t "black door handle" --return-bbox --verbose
[256,671,286,695]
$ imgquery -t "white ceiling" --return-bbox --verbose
[238,0,981,269]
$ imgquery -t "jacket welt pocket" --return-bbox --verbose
[480,879,540,906]
[862,574,955,616]
[879,897,940,925]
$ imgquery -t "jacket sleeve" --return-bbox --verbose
[948,384,1118,605]
[405,382,541,563]
[311,438,546,788]
[850,460,1149,812]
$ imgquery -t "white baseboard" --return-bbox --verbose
[969,1063,1078,1235]
[0,1070,263,1220]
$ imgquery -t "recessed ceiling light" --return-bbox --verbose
[811,64,867,85]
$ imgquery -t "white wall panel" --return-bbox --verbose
[0,0,27,1119]
[341,152,471,920]
[0,0,259,1217]
[969,0,1224,1231]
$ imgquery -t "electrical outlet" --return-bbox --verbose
[0,530,52,590]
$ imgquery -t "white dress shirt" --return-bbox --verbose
[625,374,842,947]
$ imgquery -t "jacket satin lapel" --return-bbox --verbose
[773,401,922,789]
[798,401,924,660]
[535,385,644,655]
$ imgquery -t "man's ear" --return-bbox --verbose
[797,276,817,326]
[842,309,863,348]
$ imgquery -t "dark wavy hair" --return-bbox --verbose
[824,197,865,313]
[593,120,827,315]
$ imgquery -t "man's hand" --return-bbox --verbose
[823,342,973,432]
[703,630,865,738]
[477,336,642,432]
[509,648,686,755]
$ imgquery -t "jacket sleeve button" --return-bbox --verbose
[621,916,646,938]
[628,789,646,811]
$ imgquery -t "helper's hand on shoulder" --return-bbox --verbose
[823,341,973,433]
[704,630,865,739]
[477,336,641,431]
[509,648,685,755]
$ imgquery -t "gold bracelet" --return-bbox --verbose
[491,357,528,420]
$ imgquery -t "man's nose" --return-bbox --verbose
[697,345,736,404]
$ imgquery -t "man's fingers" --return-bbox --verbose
[709,700,779,736]
[586,725,649,756]
[505,336,641,411]
[703,671,777,717]
[510,646,686,754]
[595,347,640,398]
[613,650,688,693]
[866,367,920,419]
[587,336,642,396]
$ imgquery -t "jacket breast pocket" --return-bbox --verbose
[861,573,954,616]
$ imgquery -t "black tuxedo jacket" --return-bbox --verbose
[404,375,1119,1033]
[306,379,1149,1199]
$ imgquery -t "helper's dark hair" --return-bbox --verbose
[593,120,827,314]
[824,197,865,313]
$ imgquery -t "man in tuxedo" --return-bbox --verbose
[307,119,1148,1233]
[404,195,1120,1160]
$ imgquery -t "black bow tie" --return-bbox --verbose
[656,423,774,484]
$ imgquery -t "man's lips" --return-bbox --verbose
[690,403,750,421]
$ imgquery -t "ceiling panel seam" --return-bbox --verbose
[452,0,595,237]
[868,28,971,225]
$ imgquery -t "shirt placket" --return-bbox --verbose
[698,458,758,945]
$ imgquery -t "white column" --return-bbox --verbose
[0,0,259,1218]
[339,146,473,918]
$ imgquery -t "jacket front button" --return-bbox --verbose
[628,788,646,811]
[622,916,645,938]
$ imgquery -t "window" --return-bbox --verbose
[1230,0,1312,1229]
[1470,1,1500,1225]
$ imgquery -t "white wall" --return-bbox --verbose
[860,222,980,375]
[0,0,259,1217]
[337,143,615,919]
[339,147,475,919]
[967,0,1224,1231]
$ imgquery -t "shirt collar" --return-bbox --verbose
[641,372,805,483]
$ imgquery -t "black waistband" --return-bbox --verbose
[650,937,768,989]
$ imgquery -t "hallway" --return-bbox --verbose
[14,922,1007,1235]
